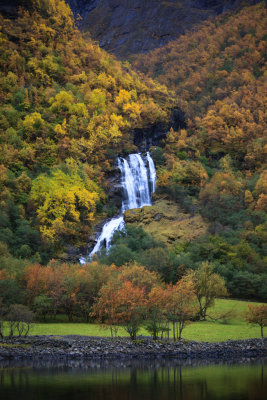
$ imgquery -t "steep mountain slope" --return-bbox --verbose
[66,0,259,58]
[127,2,266,298]
[0,0,170,262]
[0,0,266,302]
[134,2,266,168]
[0,1,261,58]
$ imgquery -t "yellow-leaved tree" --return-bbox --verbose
[30,160,102,246]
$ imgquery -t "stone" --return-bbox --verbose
[1,336,266,361]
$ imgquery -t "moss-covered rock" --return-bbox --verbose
[124,198,208,246]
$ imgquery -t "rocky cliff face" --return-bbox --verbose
[0,0,24,17]
[0,1,259,57]
[66,0,259,58]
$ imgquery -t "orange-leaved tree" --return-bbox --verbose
[164,277,196,340]
[90,281,122,338]
[91,280,146,339]
[146,284,168,340]
[245,303,267,338]
[118,262,161,295]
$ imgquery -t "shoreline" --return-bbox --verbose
[0,335,266,361]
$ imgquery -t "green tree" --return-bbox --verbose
[186,261,228,320]
[33,294,52,321]
[0,279,24,306]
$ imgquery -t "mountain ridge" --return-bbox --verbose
[0,1,260,57]
[66,0,260,57]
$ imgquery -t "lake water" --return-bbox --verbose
[0,358,266,400]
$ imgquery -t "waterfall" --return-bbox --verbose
[89,216,125,258]
[119,153,152,211]
[147,152,156,194]
[80,152,156,262]
[118,157,138,211]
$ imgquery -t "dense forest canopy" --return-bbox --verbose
[0,0,266,320]
[0,0,170,261]
[131,2,267,299]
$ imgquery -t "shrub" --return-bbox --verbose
[6,304,35,338]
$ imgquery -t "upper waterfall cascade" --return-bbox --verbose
[81,152,156,261]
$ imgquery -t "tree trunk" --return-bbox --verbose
[68,312,73,322]
[24,323,30,337]
[173,321,176,341]
[9,322,14,338]
[153,325,157,340]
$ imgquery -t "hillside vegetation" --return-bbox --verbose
[134,3,266,173]
[3,299,264,342]
[0,1,266,330]
[130,2,267,300]
[0,0,169,262]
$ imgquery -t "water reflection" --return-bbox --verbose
[0,358,266,400]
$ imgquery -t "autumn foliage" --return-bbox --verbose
[0,0,169,256]
[134,3,266,166]
[133,2,266,301]
[245,304,267,338]
[0,0,266,328]
[0,260,198,340]
[91,280,146,340]
[135,2,266,207]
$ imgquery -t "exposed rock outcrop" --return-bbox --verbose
[124,198,208,246]
[133,107,186,152]
[66,0,260,58]
[0,0,22,17]
[0,1,260,58]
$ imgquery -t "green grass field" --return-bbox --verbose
[3,299,265,342]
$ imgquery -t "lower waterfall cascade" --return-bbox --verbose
[80,152,156,262]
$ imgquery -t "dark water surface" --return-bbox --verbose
[0,358,266,400]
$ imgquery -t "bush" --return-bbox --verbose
[6,304,35,338]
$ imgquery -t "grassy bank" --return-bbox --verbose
[3,299,265,342]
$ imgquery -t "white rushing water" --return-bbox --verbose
[147,152,157,194]
[81,152,156,262]
[89,215,125,258]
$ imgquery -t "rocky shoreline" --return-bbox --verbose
[0,336,266,361]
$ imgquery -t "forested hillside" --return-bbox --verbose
[0,0,266,320]
[0,0,169,264]
[131,2,267,299]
